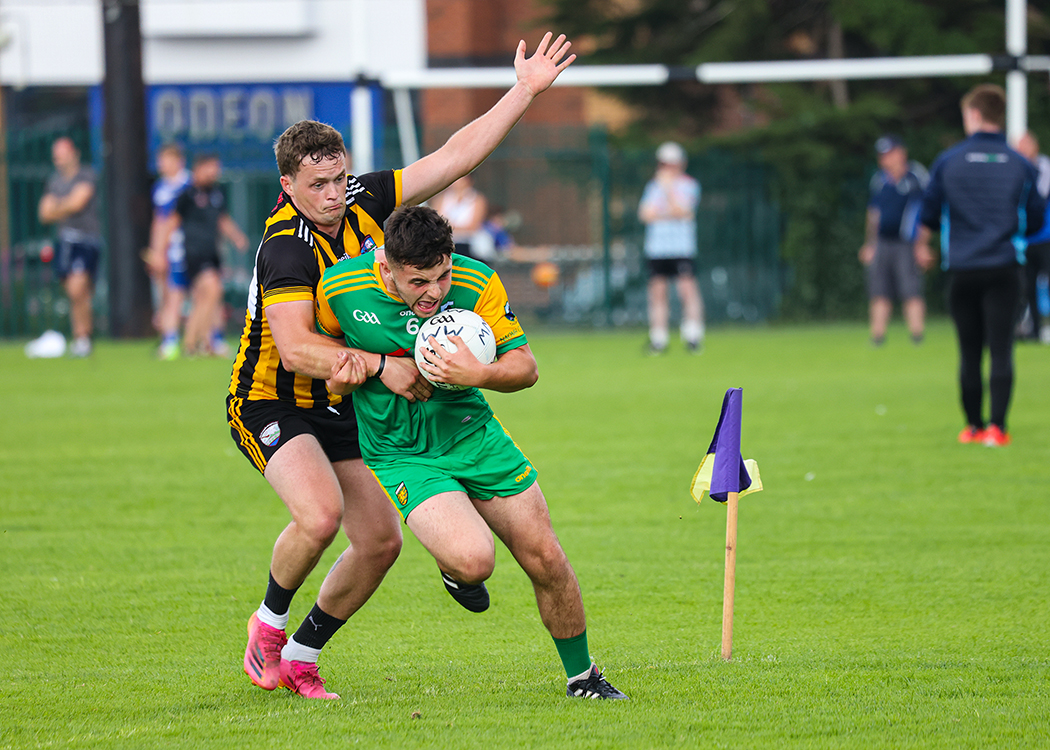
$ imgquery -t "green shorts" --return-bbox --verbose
[367,417,538,520]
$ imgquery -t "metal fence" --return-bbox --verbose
[2,124,781,338]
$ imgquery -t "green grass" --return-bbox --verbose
[2,320,1049,748]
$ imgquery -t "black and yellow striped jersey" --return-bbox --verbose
[228,169,403,408]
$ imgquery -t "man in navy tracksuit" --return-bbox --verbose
[915,84,1046,446]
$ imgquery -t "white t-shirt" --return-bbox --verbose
[639,174,701,259]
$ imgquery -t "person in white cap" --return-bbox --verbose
[638,141,704,353]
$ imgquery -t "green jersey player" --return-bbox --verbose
[315,205,627,700]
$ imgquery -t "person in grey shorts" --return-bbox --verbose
[858,135,928,346]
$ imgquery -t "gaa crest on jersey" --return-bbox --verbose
[395,482,409,506]
[260,420,281,447]
[361,236,377,253]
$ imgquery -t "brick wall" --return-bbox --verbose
[422,0,586,150]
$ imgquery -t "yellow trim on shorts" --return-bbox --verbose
[366,464,407,522]
[228,397,267,474]
[491,414,534,467]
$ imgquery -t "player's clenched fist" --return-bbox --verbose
[326,350,368,396]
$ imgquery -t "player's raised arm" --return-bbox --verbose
[401,32,575,206]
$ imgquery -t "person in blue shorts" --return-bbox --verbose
[37,137,103,357]
[144,143,192,358]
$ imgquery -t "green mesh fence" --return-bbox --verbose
[2,124,781,338]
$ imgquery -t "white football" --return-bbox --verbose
[414,308,497,390]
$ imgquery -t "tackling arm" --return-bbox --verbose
[267,299,363,380]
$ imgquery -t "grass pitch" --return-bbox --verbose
[2,320,1049,749]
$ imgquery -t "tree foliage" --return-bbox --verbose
[542,0,1050,318]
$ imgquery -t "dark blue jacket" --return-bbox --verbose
[920,131,1046,270]
[869,162,929,241]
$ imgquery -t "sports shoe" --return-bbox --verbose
[441,572,489,612]
[566,665,628,700]
[685,339,703,354]
[209,337,231,358]
[158,339,180,361]
[982,425,1011,447]
[279,659,340,700]
[70,337,92,358]
[958,426,985,444]
[244,613,286,690]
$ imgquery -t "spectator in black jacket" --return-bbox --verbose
[915,84,1046,446]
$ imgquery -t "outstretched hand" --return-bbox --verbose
[514,32,576,98]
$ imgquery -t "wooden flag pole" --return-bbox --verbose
[721,490,739,661]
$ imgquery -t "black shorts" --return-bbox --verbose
[647,257,696,278]
[226,395,361,474]
[186,252,221,286]
[55,239,102,282]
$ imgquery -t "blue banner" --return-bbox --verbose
[90,82,384,172]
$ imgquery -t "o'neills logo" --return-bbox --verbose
[260,421,281,447]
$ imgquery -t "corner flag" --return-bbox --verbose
[690,388,762,504]
[690,387,763,661]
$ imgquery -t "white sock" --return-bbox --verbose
[256,602,289,631]
[649,327,669,349]
[282,638,322,664]
[568,664,595,683]
[681,320,704,344]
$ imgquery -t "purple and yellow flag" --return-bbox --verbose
[690,387,763,504]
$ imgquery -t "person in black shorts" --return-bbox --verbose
[228,33,577,700]
[168,154,248,356]
[915,84,1046,446]
[858,135,928,346]
[637,142,704,353]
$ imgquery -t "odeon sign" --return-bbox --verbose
[150,85,316,144]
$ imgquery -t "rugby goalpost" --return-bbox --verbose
[349,0,1048,172]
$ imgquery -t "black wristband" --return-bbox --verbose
[375,353,387,378]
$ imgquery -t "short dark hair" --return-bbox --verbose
[274,120,346,178]
[961,84,1006,128]
[384,205,455,269]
